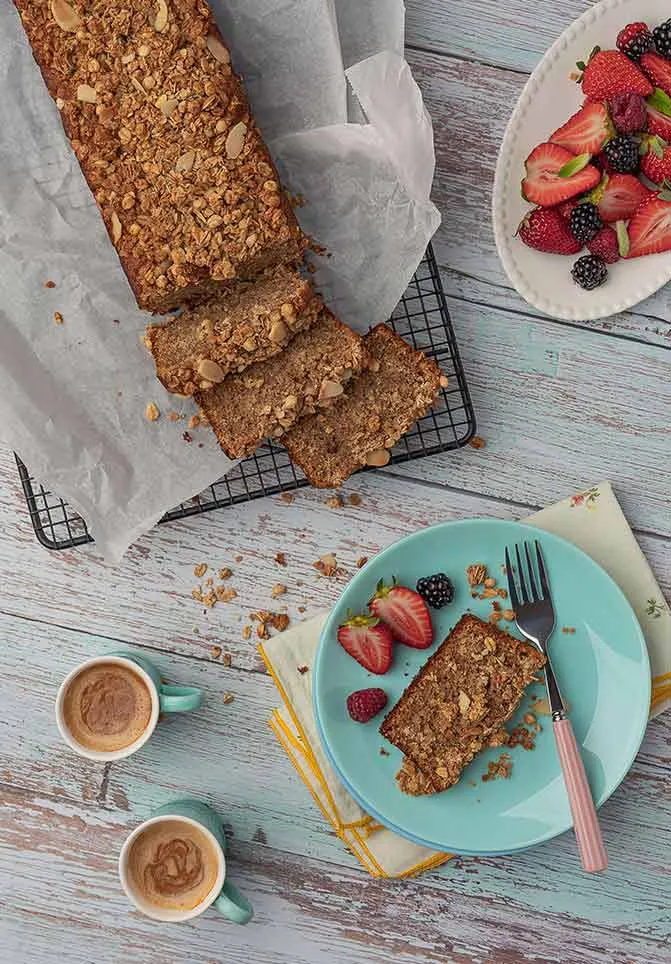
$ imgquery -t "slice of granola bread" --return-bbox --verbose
[197,308,366,458]
[146,266,317,395]
[380,615,545,794]
[282,325,441,487]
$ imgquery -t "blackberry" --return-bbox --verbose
[602,135,640,173]
[569,202,602,244]
[416,573,454,609]
[653,19,671,59]
[571,255,608,290]
[617,22,654,61]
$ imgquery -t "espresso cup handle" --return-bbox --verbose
[213,879,254,924]
[158,684,202,714]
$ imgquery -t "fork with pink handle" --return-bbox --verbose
[505,540,608,874]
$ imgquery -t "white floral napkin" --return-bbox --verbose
[259,481,670,878]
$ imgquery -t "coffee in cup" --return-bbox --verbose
[125,818,221,914]
[61,661,153,754]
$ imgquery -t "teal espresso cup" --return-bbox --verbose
[55,652,202,762]
[119,799,253,924]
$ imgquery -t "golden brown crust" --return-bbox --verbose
[13,0,305,313]
[380,614,546,794]
[145,266,316,394]
[282,324,441,487]
[196,308,367,459]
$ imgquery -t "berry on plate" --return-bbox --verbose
[571,254,608,289]
[369,579,433,649]
[640,135,671,185]
[609,92,647,134]
[579,48,653,100]
[558,198,580,220]
[640,52,671,97]
[617,22,654,62]
[416,573,455,609]
[626,192,671,258]
[550,101,613,155]
[337,612,393,674]
[346,688,388,723]
[602,134,640,173]
[569,201,603,243]
[646,87,671,140]
[521,143,601,206]
[591,172,652,221]
[517,207,583,254]
[652,19,671,60]
[587,225,621,263]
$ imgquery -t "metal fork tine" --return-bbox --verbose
[524,542,539,602]
[535,540,550,599]
[515,544,529,604]
[505,547,519,610]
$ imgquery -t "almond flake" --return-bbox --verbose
[111,211,122,243]
[458,691,471,715]
[76,84,97,104]
[225,122,247,160]
[145,402,160,421]
[51,0,80,31]
[206,33,231,64]
[175,150,195,173]
[197,358,225,383]
[153,0,169,32]
[156,94,179,118]
[365,448,390,467]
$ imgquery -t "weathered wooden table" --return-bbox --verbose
[2,2,670,961]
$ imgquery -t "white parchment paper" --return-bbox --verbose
[0,0,440,562]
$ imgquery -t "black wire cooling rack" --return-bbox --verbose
[15,244,476,551]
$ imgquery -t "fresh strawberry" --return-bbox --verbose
[346,688,388,723]
[587,225,620,263]
[617,22,654,62]
[369,579,433,649]
[626,192,671,258]
[646,88,671,140]
[579,49,653,100]
[640,135,671,185]
[640,53,671,98]
[550,101,613,155]
[521,143,601,206]
[517,207,582,254]
[591,172,653,222]
[337,612,393,674]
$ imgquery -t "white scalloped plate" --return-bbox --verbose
[493,0,671,320]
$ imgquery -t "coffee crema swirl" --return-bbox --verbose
[144,837,205,896]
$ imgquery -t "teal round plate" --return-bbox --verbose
[314,519,650,855]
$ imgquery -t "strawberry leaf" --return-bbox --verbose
[558,153,591,178]
[659,180,671,202]
[616,220,630,258]
[652,136,666,159]
[647,88,671,117]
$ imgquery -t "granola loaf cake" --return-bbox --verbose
[13,0,305,313]
[380,615,546,795]
[282,324,442,487]
[197,308,367,459]
[145,265,318,394]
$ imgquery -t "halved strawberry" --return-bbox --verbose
[580,49,653,100]
[626,193,671,258]
[647,88,671,140]
[640,135,671,185]
[641,53,671,98]
[337,612,393,674]
[369,579,433,649]
[550,102,613,156]
[521,143,601,206]
[591,172,652,222]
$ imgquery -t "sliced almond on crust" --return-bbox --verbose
[76,84,97,104]
[51,0,80,31]
[175,150,195,173]
[110,211,122,243]
[197,359,225,383]
[225,122,247,160]
[206,33,231,64]
[365,448,390,467]
[152,0,169,32]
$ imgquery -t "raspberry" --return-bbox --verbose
[609,92,648,134]
[346,688,388,723]
[587,226,620,264]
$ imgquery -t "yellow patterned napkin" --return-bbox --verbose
[259,481,670,878]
